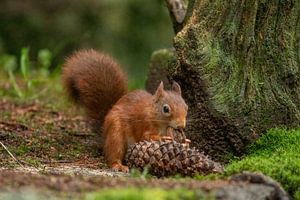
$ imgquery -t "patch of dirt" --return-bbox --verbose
[0,166,126,177]
[0,99,104,170]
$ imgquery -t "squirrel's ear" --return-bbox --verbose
[172,81,181,95]
[154,81,164,100]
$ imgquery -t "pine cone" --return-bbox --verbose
[125,140,223,177]
[166,127,187,143]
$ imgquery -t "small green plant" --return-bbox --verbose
[20,47,32,90]
[0,47,55,99]
[129,166,153,179]
[1,54,23,97]
[37,49,52,76]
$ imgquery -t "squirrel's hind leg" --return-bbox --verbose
[104,124,129,173]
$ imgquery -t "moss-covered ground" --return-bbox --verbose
[85,188,209,200]
[225,128,300,198]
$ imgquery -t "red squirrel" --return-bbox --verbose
[62,49,188,172]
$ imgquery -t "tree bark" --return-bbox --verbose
[148,0,300,161]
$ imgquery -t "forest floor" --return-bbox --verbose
[0,98,108,174]
[0,98,234,199]
[0,74,299,200]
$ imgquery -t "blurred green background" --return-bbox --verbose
[0,0,173,88]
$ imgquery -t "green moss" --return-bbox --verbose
[151,49,175,64]
[194,173,224,181]
[85,188,212,200]
[225,128,300,198]
[205,41,222,70]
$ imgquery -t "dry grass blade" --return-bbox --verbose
[0,141,24,168]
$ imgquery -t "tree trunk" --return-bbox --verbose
[148,0,300,162]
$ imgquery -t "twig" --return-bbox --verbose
[72,132,95,137]
[42,160,74,164]
[0,141,24,168]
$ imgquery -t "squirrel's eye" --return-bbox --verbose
[162,104,170,114]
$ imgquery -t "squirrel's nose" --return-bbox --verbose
[171,119,186,130]
[177,119,186,129]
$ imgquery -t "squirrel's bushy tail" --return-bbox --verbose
[62,49,128,125]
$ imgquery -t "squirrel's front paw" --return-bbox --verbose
[161,136,173,142]
[183,139,191,147]
[111,163,129,173]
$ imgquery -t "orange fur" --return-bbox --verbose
[62,49,127,125]
[103,89,187,171]
[62,49,188,172]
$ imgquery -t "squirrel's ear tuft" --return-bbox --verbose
[172,81,181,95]
[154,81,164,100]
